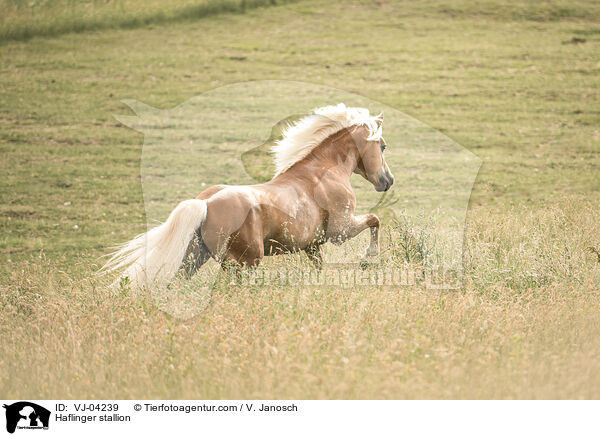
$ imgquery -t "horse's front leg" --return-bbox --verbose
[362,214,381,257]
[365,221,380,257]
[329,213,381,256]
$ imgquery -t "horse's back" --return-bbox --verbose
[196,184,228,200]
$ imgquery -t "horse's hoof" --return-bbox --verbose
[365,247,379,257]
[359,258,371,270]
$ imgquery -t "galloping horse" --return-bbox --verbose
[103,103,394,288]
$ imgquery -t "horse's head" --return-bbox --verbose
[352,116,394,192]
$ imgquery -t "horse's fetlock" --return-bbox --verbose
[365,245,379,257]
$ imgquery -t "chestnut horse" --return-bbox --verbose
[103,103,394,288]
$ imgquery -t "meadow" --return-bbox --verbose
[0,0,599,398]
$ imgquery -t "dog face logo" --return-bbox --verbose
[3,402,50,434]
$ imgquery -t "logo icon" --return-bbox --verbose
[3,402,50,434]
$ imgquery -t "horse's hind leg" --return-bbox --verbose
[305,243,324,270]
[218,240,263,286]
[182,229,212,278]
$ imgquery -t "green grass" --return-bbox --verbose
[1,0,599,398]
[0,0,292,42]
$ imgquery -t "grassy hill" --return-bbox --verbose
[0,0,293,42]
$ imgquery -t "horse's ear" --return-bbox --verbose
[376,112,384,127]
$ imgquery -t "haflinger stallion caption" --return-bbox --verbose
[2,400,597,434]
[1,400,300,434]
[55,401,298,424]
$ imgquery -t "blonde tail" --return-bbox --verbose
[101,199,208,288]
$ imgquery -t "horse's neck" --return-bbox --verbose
[300,132,358,177]
[272,129,361,185]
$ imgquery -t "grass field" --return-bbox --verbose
[1,0,599,399]
[0,0,291,42]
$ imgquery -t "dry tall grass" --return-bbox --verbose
[1,201,598,399]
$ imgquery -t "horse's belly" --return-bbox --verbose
[263,212,324,255]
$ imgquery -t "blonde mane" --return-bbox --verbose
[271,103,383,176]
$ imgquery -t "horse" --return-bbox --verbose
[102,103,395,288]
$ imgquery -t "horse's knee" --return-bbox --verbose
[367,213,380,228]
[241,246,264,267]
[226,238,263,268]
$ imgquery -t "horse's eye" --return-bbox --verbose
[380,144,386,152]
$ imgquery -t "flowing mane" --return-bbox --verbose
[271,103,383,176]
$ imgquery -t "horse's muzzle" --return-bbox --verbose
[376,172,394,192]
